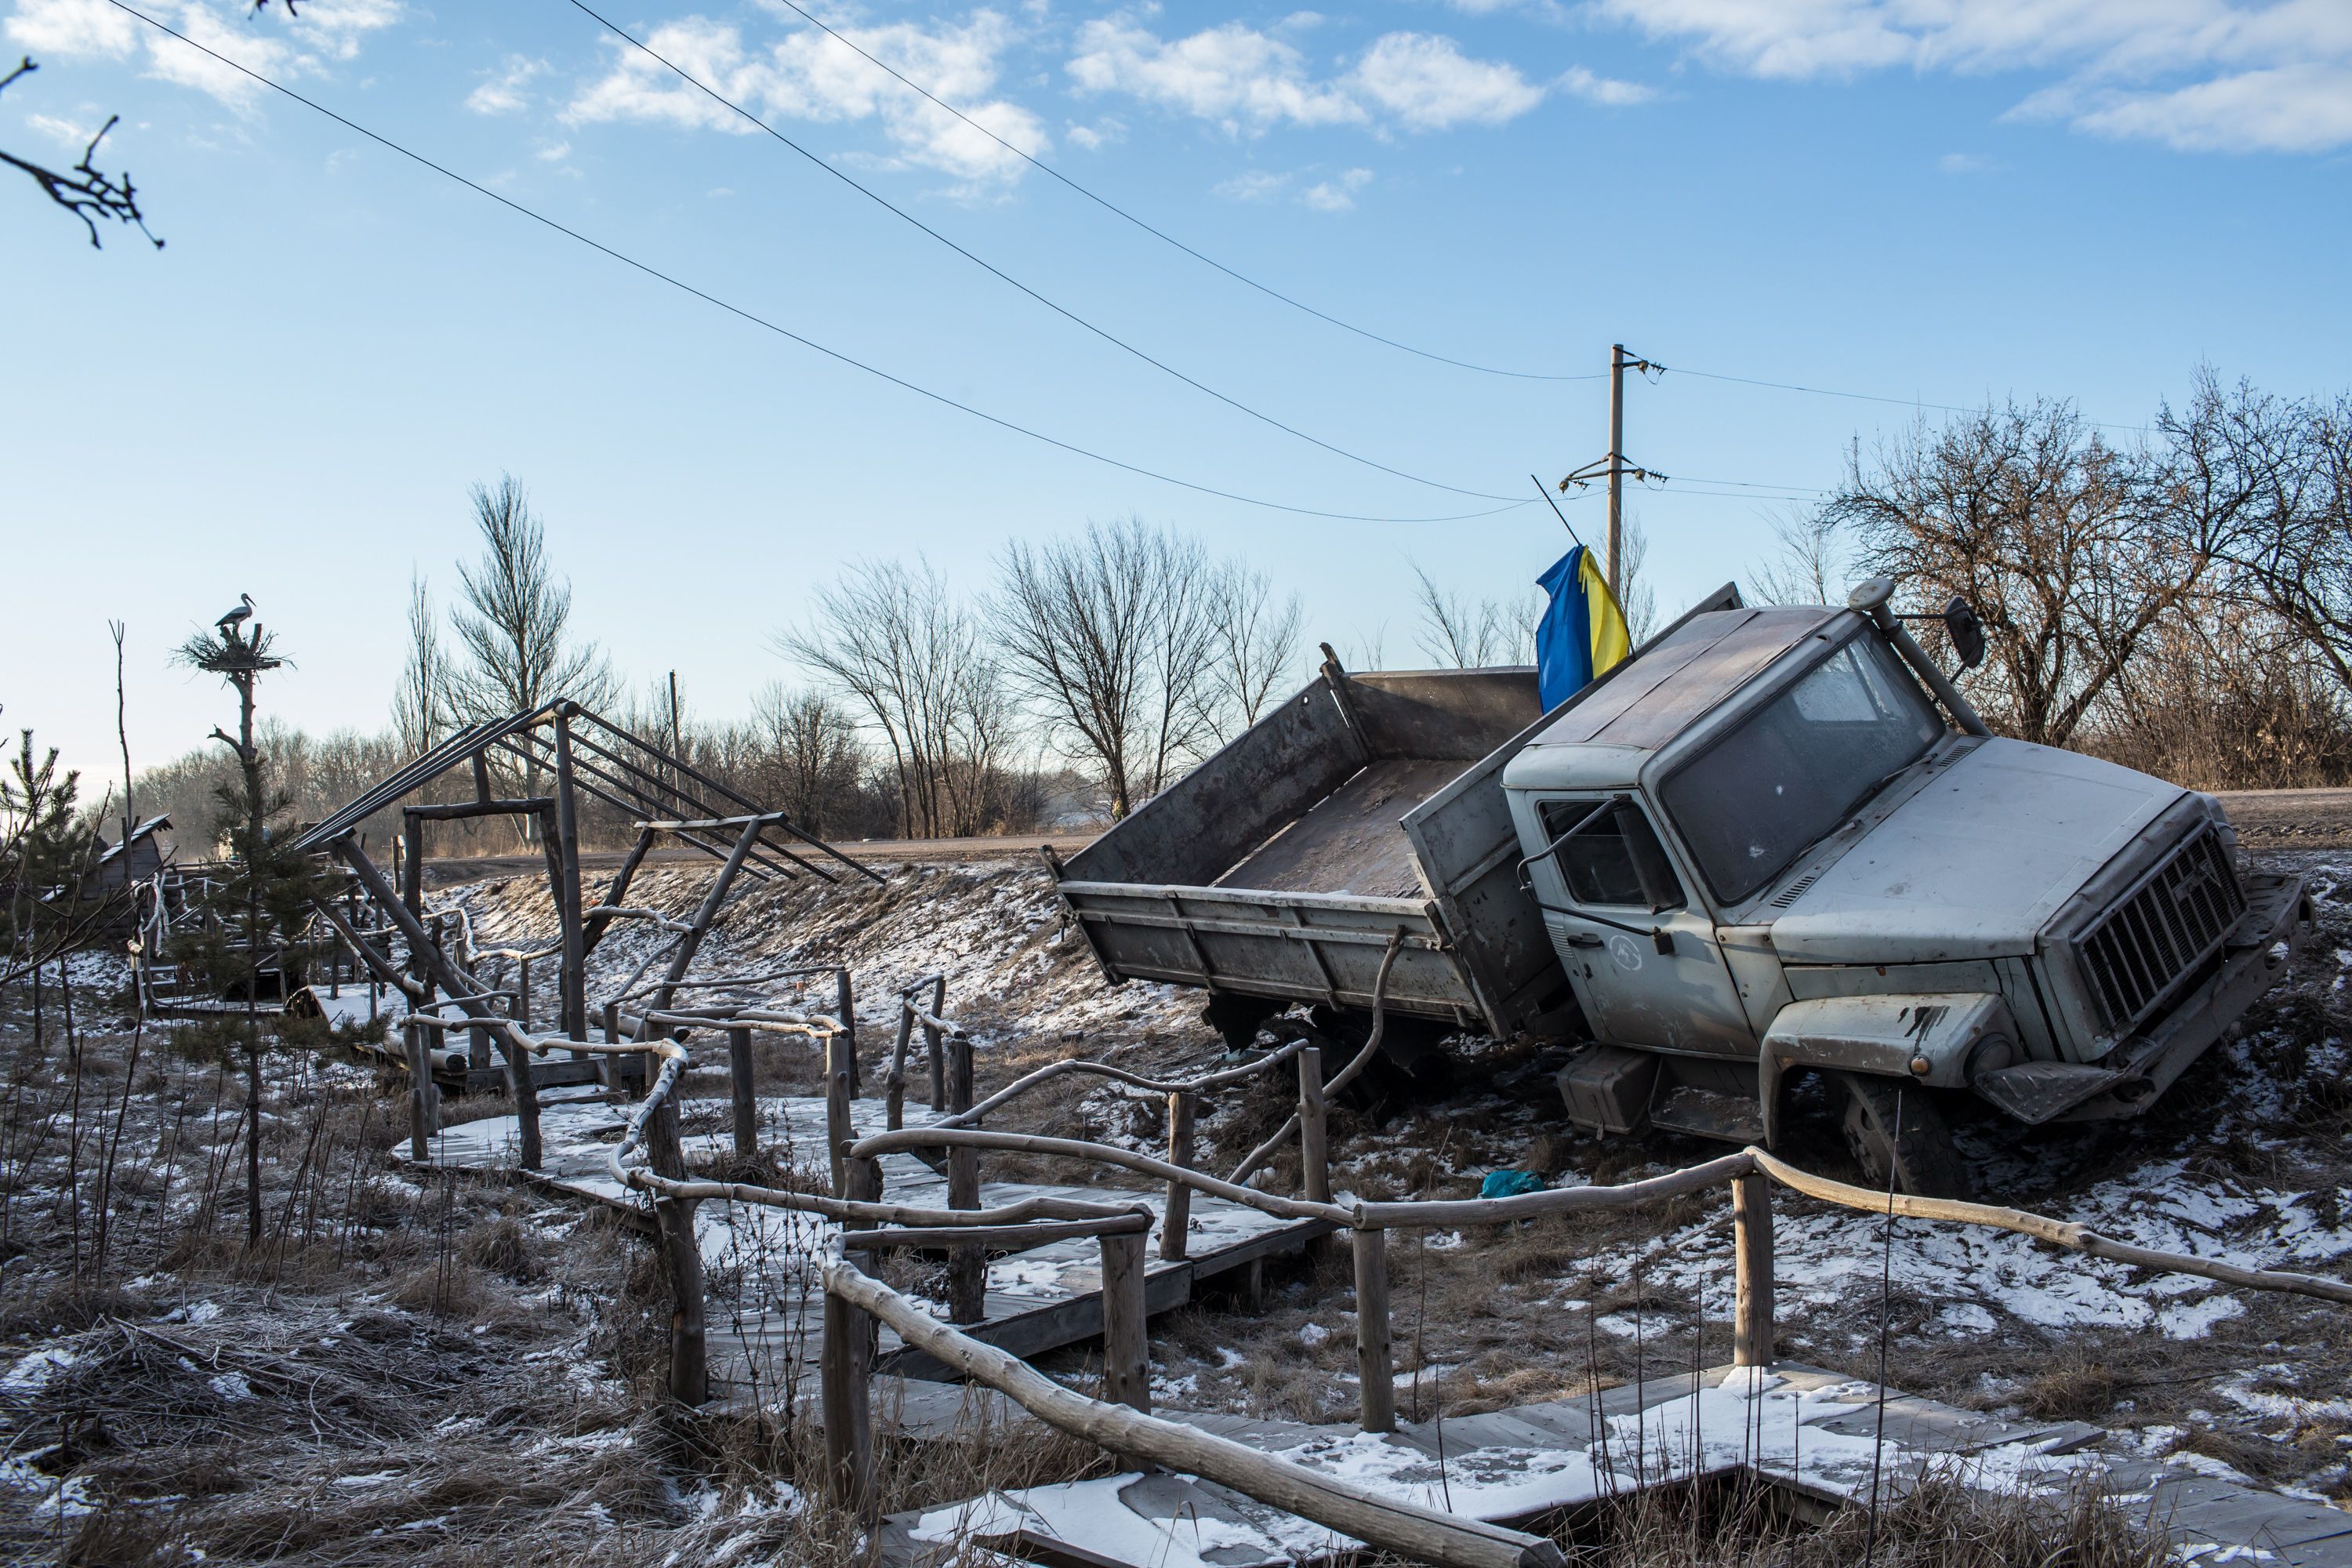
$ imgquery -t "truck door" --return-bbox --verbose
[1529,795,1755,1054]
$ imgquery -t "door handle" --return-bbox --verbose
[1562,931,1604,949]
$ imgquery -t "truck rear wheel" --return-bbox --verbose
[1832,1072,1971,1200]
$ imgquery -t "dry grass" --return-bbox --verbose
[2019,1355,2118,1422]
[1529,1471,2168,1568]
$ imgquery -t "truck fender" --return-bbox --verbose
[1759,993,2018,1095]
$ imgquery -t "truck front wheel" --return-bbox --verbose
[1832,1072,1970,1200]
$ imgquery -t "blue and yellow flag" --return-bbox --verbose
[1535,545,1632,710]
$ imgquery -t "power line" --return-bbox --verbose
[571,0,1523,503]
[103,0,1536,527]
[1661,363,2154,434]
[1659,474,1833,494]
[681,0,1602,385]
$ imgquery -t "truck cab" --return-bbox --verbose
[1502,581,2307,1195]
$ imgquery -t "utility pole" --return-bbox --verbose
[1558,343,1663,596]
[1606,343,1628,593]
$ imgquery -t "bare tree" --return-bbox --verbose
[990,518,1220,818]
[448,476,612,824]
[1204,561,1303,742]
[1615,514,1657,642]
[2180,375,2352,703]
[750,682,862,837]
[777,558,1011,838]
[1747,507,1846,606]
[1411,565,1538,667]
[391,572,450,757]
[2,58,158,249]
[1826,400,2250,749]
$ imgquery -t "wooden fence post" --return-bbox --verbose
[886,999,914,1131]
[647,1087,707,1404]
[503,1021,543,1172]
[946,1030,984,1324]
[405,1019,434,1160]
[1163,1091,1196,1263]
[728,1025,757,1161]
[1100,1228,1150,1414]
[835,967,860,1096]
[822,1280,876,1515]
[826,1031,854,1199]
[517,956,532,1030]
[925,975,947,1112]
[1297,1046,1330,1204]
[1732,1173,1775,1368]
[1353,1226,1394,1433]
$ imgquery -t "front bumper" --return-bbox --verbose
[1969,873,2303,1125]
[2059,870,2305,1121]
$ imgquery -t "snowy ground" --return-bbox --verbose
[429,847,2352,1508]
[2,843,2346,1563]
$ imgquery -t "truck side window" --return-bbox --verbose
[1540,800,1684,912]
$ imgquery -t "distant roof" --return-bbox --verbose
[1527,607,1842,755]
[96,815,173,866]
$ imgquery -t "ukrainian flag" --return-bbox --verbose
[1535,545,1632,710]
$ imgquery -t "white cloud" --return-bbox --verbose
[1589,0,2352,152]
[5,0,136,57]
[1301,165,1371,209]
[467,54,546,116]
[533,137,571,162]
[2048,64,2352,154]
[1064,114,1123,150]
[1214,163,1375,209]
[1351,32,1541,128]
[1067,16,1364,133]
[24,108,98,147]
[1069,16,1556,135]
[140,3,298,107]
[1937,151,1989,172]
[1213,167,1288,201]
[1556,64,1655,106]
[6,0,400,109]
[564,9,1047,190]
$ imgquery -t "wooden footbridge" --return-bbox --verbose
[398,949,2352,1568]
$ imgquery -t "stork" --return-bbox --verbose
[215,593,254,633]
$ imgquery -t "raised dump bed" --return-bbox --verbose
[1046,649,1573,1042]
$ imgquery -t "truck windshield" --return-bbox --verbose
[1659,633,1946,905]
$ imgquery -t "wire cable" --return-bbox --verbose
[570,0,1523,502]
[1661,364,2152,434]
[666,0,1601,385]
[104,0,1536,528]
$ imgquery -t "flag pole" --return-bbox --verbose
[1532,474,1585,546]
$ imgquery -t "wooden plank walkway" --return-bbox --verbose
[410,1091,1330,1404]
[881,1363,2352,1568]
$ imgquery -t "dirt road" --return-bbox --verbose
[2212,787,2352,848]
[422,830,1099,887]
[421,786,2352,888]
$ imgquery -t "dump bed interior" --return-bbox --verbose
[1062,666,1540,896]
[1052,664,1556,1031]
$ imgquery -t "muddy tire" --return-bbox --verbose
[1833,1072,1971,1200]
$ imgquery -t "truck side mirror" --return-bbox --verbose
[1941,597,1987,671]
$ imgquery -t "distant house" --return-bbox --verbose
[83,815,174,896]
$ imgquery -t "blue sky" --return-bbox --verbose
[6,0,2347,782]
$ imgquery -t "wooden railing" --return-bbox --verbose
[388,992,2352,1568]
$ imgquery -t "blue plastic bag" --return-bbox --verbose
[1479,1169,1546,1200]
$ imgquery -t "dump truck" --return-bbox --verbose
[1047,579,2307,1195]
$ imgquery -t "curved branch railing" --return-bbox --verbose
[935,1038,1309,1131]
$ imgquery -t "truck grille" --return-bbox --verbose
[2078,826,2245,1035]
